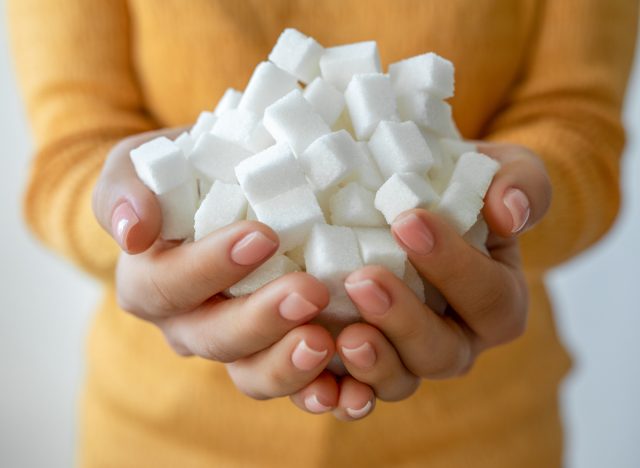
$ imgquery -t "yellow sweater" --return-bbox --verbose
[8,1,638,466]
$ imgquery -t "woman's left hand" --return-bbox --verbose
[289,142,552,421]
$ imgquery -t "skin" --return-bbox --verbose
[93,129,551,421]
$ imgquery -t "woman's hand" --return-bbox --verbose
[322,142,552,421]
[92,129,348,412]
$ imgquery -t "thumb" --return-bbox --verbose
[92,128,185,253]
[477,142,552,238]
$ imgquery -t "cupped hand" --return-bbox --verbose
[326,142,552,421]
[92,129,346,412]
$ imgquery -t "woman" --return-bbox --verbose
[8,0,638,466]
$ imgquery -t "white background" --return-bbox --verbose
[0,6,638,468]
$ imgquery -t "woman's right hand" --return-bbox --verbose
[91,129,375,417]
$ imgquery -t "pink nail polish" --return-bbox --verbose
[392,214,435,255]
[346,400,372,419]
[279,292,319,321]
[291,340,328,371]
[344,279,391,316]
[341,342,376,369]
[304,394,332,413]
[503,188,531,233]
[111,202,139,251]
[230,231,278,266]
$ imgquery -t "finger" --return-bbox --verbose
[116,220,280,317]
[477,142,552,237]
[332,376,376,421]
[345,266,473,379]
[337,323,420,401]
[160,272,329,362]
[391,209,527,345]
[290,371,339,414]
[225,324,334,400]
[92,128,186,253]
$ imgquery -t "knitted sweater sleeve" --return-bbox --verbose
[7,0,156,280]
[482,0,638,272]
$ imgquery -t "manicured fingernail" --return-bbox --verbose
[341,342,376,369]
[344,279,391,316]
[279,292,319,321]
[392,214,435,255]
[346,400,372,419]
[291,340,328,371]
[230,231,277,266]
[304,394,332,413]
[503,188,530,233]
[111,202,139,251]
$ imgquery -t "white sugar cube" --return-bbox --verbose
[320,295,360,326]
[397,92,458,138]
[285,244,306,269]
[299,130,360,191]
[421,132,455,193]
[313,186,335,220]
[194,181,247,241]
[343,142,384,191]
[330,182,386,227]
[263,89,331,156]
[235,143,306,206]
[423,280,447,315]
[157,179,198,240]
[368,120,434,179]
[331,108,356,135]
[463,216,490,255]
[441,139,477,160]
[214,88,243,116]
[238,61,299,115]
[197,179,212,203]
[228,255,300,297]
[354,228,407,279]
[174,132,195,157]
[130,137,190,194]
[403,262,425,303]
[434,181,484,235]
[449,152,501,198]
[211,108,275,152]
[375,172,440,224]
[188,133,251,184]
[304,224,363,296]
[303,77,345,126]
[389,52,454,99]
[319,41,381,91]
[345,73,398,140]
[253,185,325,253]
[246,204,257,221]
[190,111,218,140]
[269,28,324,84]
[318,294,362,375]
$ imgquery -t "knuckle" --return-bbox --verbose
[226,365,270,400]
[162,332,193,357]
[200,336,236,363]
[261,365,292,398]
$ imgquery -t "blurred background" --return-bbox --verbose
[1,6,639,468]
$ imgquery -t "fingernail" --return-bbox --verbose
[341,342,376,369]
[392,214,435,255]
[291,340,328,371]
[230,231,278,266]
[279,292,319,321]
[304,394,332,413]
[111,202,139,251]
[503,188,531,233]
[344,279,391,316]
[346,400,372,419]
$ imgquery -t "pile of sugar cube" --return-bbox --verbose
[130,28,499,329]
